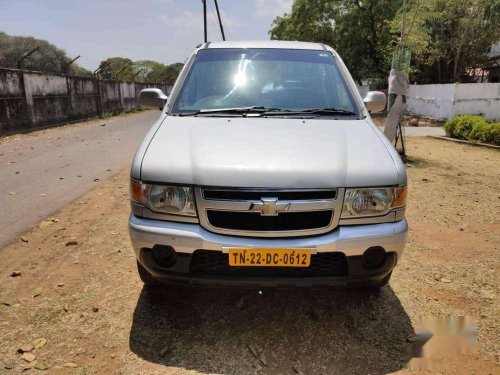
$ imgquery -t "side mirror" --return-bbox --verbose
[363,91,386,113]
[139,88,168,109]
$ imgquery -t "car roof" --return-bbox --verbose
[201,40,327,51]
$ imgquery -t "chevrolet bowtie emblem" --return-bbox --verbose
[249,197,291,216]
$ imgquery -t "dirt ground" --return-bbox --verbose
[0,138,498,375]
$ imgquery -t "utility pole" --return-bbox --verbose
[17,47,40,70]
[214,0,226,41]
[203,0,207,43]
[388,0,407,113]
[400,0,407,56]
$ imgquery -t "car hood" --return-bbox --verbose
[140,116,401,188]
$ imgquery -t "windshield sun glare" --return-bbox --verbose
[171,48,358,116]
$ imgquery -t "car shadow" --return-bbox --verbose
[129,284,413,374]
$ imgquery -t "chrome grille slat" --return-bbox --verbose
[196,188,344,238]
[197,199,336,212]
[202,189,337,201]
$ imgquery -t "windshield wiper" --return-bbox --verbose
[260,107,358,117]
[299,108,357,116]
[177,106,285,116]
[176,106,357,117]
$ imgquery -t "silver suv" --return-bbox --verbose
[129,41,407,289]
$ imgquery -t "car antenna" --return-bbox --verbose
[202,0,208,43]
[201,0,226,43]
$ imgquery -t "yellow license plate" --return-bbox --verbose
[228,248,311,267]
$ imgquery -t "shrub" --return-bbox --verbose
[444,117,457,137]
[444,115,487,139]
[490,122,500,146]
[444,115,499,145]
[468,122,491,143]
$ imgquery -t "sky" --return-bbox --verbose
[0,0,293,70]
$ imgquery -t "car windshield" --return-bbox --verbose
[171,48,358,116]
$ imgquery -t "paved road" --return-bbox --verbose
[0,111,161,248]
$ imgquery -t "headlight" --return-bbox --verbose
[130,180,197,217]
[341,186,407,218]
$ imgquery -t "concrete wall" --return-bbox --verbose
[453,83,500,120]
[0,68,172,135]
[406,83,500,121]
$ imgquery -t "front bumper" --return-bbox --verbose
[129,215,408,286]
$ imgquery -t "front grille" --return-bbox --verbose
[206,210,333,232]
[196,187,343,237]
[190,250,348,277]
[203,189,337,201]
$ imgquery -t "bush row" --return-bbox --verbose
[444,115,500,146]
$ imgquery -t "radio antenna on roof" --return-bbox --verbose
[202,0,207,43]
[214,0,226,41]
[202,0,226,43]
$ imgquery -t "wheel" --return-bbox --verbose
[136,261,160,286]
[366,271,392,290]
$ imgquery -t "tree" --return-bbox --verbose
[0,31,89,75]
[98,58,183,83]
[72,65,93,77]
[270,0,499,84]
[269,0,402,84]
[161,63,184,85]
[131,60,164,81]
[393,0,500,83]
[269,0,337,46]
